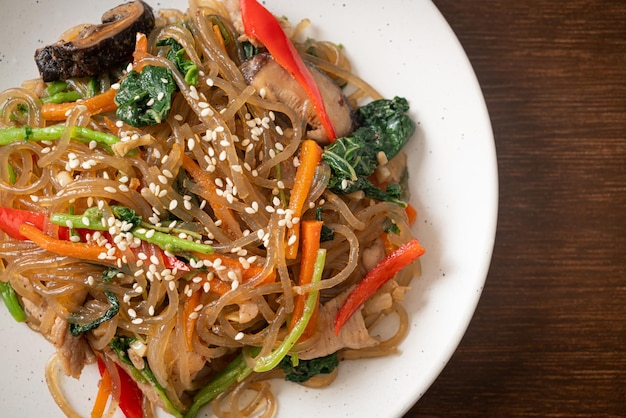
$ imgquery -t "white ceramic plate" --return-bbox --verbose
[0,1,497,417]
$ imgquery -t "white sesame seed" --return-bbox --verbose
[200,108,213,117]
[234,331,244,341]
[157,92,164,101]
[287,234,297,245]
[169,281,176,291]
[188,311,199,319]
[104,186,117,194]
[131,318,143,325]
[128,308,137,318]
[146,229,155,238]
[231,280,239,290]
[169,200,178,211]
[206,78,214,87]
[148,305,155,316]
[158,175,168,184]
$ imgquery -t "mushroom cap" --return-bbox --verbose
[34,0,155,82]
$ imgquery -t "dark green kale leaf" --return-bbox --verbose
[315,207,335,242]
[279,352,339,383]
[110,205,143,229]
[156,38,199,86]
[321,97,415,205]
[69,291,119,336]
[115,65,176,127]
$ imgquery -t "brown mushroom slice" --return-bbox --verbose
[241,53,355,144]
[34,0,155,82]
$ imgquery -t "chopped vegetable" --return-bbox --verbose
[0,125,120,148]
[18,223,122,262]
[285,139,323,259]
[156,38,199,85]
[69,291,119,336]
[288,220,322,342]
[334,238,424,335]
[0,281,26,322]
[115,65,176,127]
[279,352,339,383]
[182,154,242,239]
[42,90,82,104]
[91,359,113,418]
[133,32,149,64]
[110,336,183,418]
[95,358,144,418]
[315,207,335,242]
[239,0,336,141]
[50,206,214,255]
[254,248,326,372]
[322,97,415,204]
[184,349,258,418]
[0,206,47,240]
[41,88,118,121]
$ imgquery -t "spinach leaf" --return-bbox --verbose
[322,97,415,205]
[279,352,339,383]
[69,291,119,336]
[115,65,176,127]
[156,38,199,86]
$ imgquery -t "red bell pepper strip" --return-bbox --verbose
[334,238,425,335]
[0,206,47,240]
[239,0,337,142]
[96,358,144,418]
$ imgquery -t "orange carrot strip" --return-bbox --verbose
[182,154,243,239]
[213,24,226,51]
[41,88,118,121]
[285,140,323,259]
[91,364,112,418]
[183,288,202,350]
[133,32,149,63]
[192,252,276,296]
[405,203,418,226]
[380,232,396,256]
[19,223,120,262]
[289,220,322,341]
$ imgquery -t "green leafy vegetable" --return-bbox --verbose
[69,291,119,336]
[102,267,123,283]
[322,97,415,205]
[115,65,176,127]
[279,352,339,383]
[315,207,334,242]
[0,281,26,322]
[156,38,199,86]
[110,205,142,229]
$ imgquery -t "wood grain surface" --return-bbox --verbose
[405,1,626,416]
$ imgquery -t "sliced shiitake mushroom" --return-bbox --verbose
[34,1,155,82]
[241,53,355,144]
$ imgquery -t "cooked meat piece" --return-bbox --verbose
[51,317,94,378]
[34,1,155,81]
[241,53,355,143]
[298,288,378,360]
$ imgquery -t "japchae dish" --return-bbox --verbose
[0,0,424,416]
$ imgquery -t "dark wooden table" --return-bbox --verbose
[405,1,626,416]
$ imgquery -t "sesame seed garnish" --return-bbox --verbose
[146,229,156,238]
[169,200,178,211]
[188,311,199,320]
[150,255,159,265]
[234,331,244,341]
[104,186,117,194]
[168,281,176,291]
[287,235,297,245]
[30,195,39,202]
[206,78,214,87]
[131,318,143,325]
[128,308,137,318]
[231,280,239,290]
[148,306,155,316]
[158,175,168,184]
[200,108,213,117]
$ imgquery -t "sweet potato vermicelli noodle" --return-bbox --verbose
[0,0,423,416]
